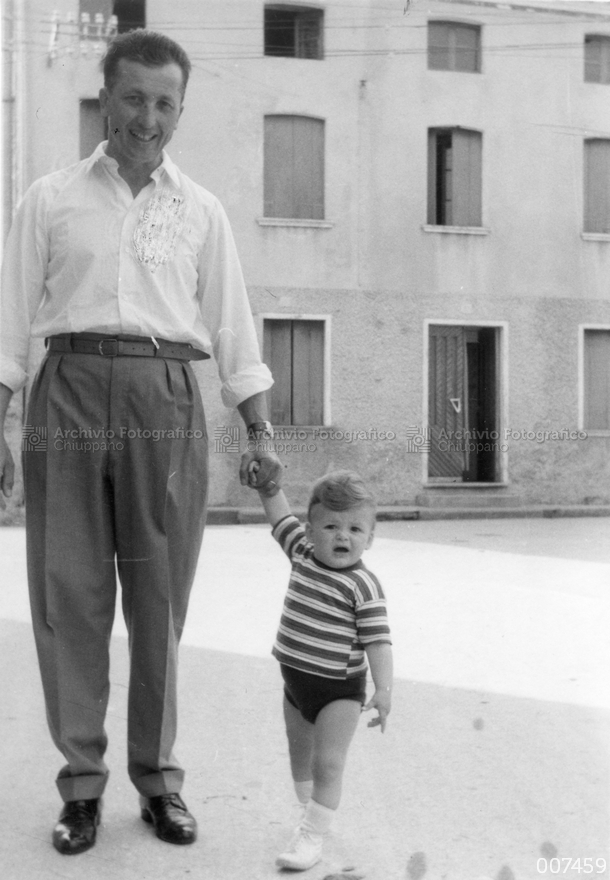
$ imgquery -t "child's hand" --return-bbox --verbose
[363,689,391,733]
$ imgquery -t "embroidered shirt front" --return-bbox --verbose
[132,189,186,272]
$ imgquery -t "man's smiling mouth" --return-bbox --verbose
[131,131,156,142]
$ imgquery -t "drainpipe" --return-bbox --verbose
[2,0,24,250]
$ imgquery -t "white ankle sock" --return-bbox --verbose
[294,780,314,804]
[301,799,335,835]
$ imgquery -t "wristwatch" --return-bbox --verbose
[247,420,274,440]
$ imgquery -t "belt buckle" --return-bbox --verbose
[98,338,119,357]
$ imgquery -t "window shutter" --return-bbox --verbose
[454,24,479,72]
[264,320,293,424]
[292,321,324,425]
[428,23,450,70]
[585,37,602,82]
[292,117,324,220]
[264,116,294,218]
[451,129,482,226]
[427,130,438,224]
[264,116,324,219]
[584,330,610,430]
[584,139,610,234]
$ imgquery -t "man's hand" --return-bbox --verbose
[0,434,15,510]
[239,447,282,495]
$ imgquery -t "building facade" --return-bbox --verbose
[3,0,610,512]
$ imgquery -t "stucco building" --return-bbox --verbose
[3,0,610,513]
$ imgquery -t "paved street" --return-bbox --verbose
[1,516,609,880]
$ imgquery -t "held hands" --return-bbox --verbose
[239,443,282,496]
[246,460,281,497]
[363,688,392,733]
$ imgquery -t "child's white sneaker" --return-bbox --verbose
[275,826,323,870]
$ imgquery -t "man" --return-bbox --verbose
[0,30,281,856]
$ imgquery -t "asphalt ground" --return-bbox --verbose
[1,517,609,880]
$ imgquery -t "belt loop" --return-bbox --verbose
[151,336,160,356]
[67,333,74,352]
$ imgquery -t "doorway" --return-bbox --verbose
[428,324,499,482]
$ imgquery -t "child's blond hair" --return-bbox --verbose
[307,471,376,521]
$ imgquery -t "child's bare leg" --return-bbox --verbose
[311,699,361,810]
[283,695,314,793]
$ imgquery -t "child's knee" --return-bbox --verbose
[312,751,345,783]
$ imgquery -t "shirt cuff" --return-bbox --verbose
[0,357,27,394]
[220,364,274,409]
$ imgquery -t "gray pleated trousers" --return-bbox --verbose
[23,351,208,802]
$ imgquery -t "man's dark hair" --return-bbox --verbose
[102,29,191,94]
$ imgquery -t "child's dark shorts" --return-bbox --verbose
[280,663,367,724]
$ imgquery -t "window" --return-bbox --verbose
[585,35,610,84]
[264,115,324,219]
[264,5,323,59]
[584,330,610,430]
[79,99,108,159]
[427,128,482,227]
[428,21,480,72]
[584,139,610,234]
[78,0,144,32]
[263,320,325,425]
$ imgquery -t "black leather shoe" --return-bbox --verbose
[52,798,101,855]
[140,793,197,845]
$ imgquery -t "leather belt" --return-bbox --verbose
[46,334,209,361]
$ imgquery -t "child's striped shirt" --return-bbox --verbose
[271,515,391,680]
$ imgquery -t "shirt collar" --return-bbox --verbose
[85,141,182,190]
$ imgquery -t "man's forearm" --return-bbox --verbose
[236,391,269,430]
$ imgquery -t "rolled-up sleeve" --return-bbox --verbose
[0,180,49,392]
[196,198,273,409]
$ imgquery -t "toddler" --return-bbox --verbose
[251,469,393,871]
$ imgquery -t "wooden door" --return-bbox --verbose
[428,325,466,479]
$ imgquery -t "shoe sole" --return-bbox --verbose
[275,853,322,870]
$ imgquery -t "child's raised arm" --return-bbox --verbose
[363,642,393,733]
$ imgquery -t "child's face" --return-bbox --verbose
[306,503,375,569]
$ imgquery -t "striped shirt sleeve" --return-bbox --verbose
[272,514,308,562]
[352,569,392,645]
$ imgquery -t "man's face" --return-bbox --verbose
[99,59,184,169]
[306,503,375,569]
